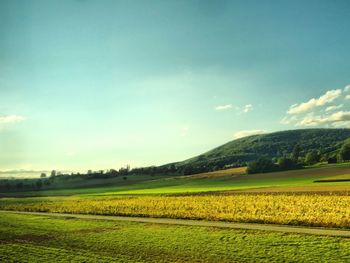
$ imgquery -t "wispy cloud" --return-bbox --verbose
[233,129,265,139]
[243,104,253,113]
[280,115,298,125]
[297,111,350,127]
[325,104,343,112]
[0,115,25,124]
[214,103,253,114]
[287,89,342,115]
[331,121,350,128]
[214,104,232,111]
[281,85,350,127]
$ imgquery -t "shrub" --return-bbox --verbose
[277,157,297,170]
[247,158,278,174]
[339,143,350,161]
[305,151,319,165]
[327,156,337,164]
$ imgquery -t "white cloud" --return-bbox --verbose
[214,103,252,113]
[287,89,342,114]
[233,129,265,139]
[297,115,323,127]
[331,121,350,128]
[297,111,350,127]
[344,85,350,92]
[280,115,298,125]
[325,111,350,123]
[243,104,253,113]
[325,104,343,112]
[0,115,25,124]
[345,95,350,100]
[214,104,232,111]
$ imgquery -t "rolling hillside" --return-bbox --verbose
[175,128,350,168]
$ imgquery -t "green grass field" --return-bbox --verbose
[1,213,350,263]
[2,164,350,197]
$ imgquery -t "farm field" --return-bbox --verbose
[1,213,350,263]
[1,165,350,228]
[2,164,350,197]
[1,192,350,228]
[2,165,350,261]
[53,165,350,195]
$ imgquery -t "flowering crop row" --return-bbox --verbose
[1,194,349,228]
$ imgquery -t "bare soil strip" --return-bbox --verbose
[1,210,350,237]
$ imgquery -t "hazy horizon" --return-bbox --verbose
[1,0,350,171]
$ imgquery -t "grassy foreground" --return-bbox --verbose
[1,213,350,263]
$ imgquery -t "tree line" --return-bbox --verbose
[2,138,350,192]
[247,142,350,174]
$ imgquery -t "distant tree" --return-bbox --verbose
[16,182,24,190]
[109,169,118,177]
[183,165,193,175]
[319,154,328,163]
[305,151,319,165]
[247,158,278,174]
[271,157,278,163]
[327,156,337,164]
[291,144,301,163]
[278,157,297,170]
[339,143,350,161]
[5,182,11,191]
[119,166,130,176]
[50,170,56,177]
[36,180,43,189]
[44,180,51,186]
[151,166,157,175]
[40,173,47,178]
[169,164,176,173]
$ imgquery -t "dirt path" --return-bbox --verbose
[1,210,350,237]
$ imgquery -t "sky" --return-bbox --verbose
[1,0,350,172]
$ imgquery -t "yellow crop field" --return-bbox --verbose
[1,194,350,228]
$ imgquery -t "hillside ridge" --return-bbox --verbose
[173,128,350,169]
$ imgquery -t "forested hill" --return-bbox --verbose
[175,129,350,169]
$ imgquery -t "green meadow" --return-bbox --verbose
[1,213,350,263]
[2,164,350,197]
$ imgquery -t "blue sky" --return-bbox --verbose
[1,0,350,172]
